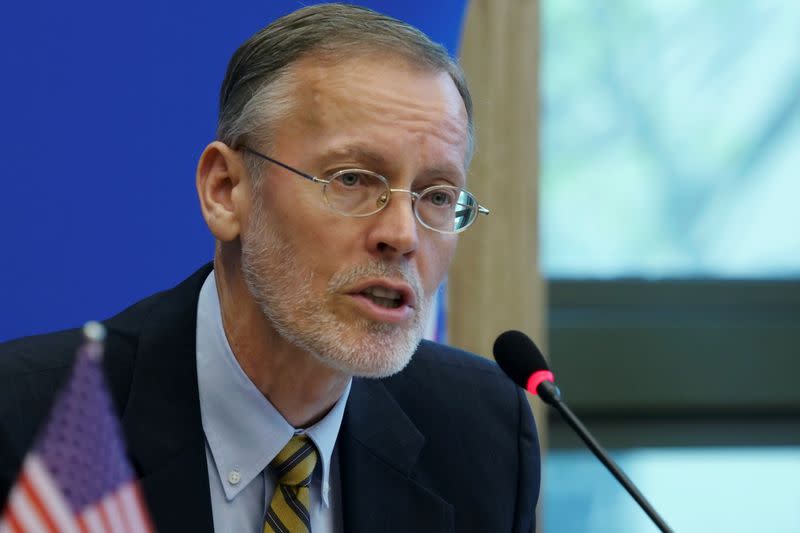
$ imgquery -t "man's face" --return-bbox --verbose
[240,53,469,377]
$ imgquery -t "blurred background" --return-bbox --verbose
[540,2,800,531]
[2,0,799,531]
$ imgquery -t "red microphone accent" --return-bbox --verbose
[526,370,554,395]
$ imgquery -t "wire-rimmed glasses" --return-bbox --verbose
[241,146,489,234]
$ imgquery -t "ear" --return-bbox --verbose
[196,141,249,242]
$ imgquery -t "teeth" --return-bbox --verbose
[365,294,402,309]
[364,286,401,300]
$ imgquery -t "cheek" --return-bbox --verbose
[262,181,341,248]
[419,236,458,292]
[297,215,362,280]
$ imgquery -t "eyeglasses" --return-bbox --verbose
[241,146,489,234]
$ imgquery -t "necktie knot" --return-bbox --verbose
[270,435,318,488]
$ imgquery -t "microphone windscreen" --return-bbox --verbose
[493,330,550,389]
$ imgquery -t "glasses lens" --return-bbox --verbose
[417,186,477,233]
[324,171,389,216]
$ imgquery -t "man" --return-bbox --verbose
[0,4,540,532]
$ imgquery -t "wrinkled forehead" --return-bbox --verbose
[280,53,470,162]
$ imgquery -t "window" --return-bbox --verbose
[541,0,800,279]
[546,447,800,532]
[540,1,800,530]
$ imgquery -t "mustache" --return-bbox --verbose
[327,260,423,300]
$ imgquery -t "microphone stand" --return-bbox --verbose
[539,381,673,533]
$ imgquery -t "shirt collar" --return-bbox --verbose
[293,380,351,506]
[196,270,351,505]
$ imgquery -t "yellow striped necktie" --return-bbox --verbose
[264,435,319,533]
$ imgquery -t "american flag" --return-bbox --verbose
[0,322,154,533]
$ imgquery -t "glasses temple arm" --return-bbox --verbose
[242,147,322,183]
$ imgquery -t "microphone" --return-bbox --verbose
[493,330,673,533]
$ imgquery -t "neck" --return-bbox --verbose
[213,246,350,428]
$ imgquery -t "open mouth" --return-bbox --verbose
[359,286,404,309]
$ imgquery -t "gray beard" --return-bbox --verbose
[240,199,429,378]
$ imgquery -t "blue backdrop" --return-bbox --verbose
[0,1,467,340]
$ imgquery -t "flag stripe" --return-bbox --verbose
[97,502,113,533]
[116,489,134,533]
[81,507,105,533]
[8,486,49,533]
[132,484,153,533]
[24,456,82,533]
[1,511,23,533]
[19,475,57,533]
[118,484,150,533]
[77,514,90,533]
[101,493,126,533]
[114,491,133,533]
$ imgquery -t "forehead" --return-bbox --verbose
[275,53,470,171]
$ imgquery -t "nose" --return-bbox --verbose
[366,189,419,259]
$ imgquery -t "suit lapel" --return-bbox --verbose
[340,378,454,533]
[111,263,452,532]
[118,265,214,533]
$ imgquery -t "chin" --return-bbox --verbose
[301,319,425,379]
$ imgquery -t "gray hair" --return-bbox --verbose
[216,3,474,177]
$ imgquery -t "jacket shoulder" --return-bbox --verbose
[382,340,540,532]
[0,286,164,378]
[397,340,511,391]
[384,339,529,428]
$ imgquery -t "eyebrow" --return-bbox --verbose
[317,144,466,184]
[316,145,389,169]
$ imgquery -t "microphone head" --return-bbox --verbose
[493,330,550,389]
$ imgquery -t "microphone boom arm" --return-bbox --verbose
[540,381,673,533]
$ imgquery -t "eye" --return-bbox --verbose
[339,172,362,187]
[425,189,456,207]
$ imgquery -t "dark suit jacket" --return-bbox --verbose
[0,264,540,532]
